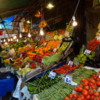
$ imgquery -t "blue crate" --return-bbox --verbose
[0,77,15,97]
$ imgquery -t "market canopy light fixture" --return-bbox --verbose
[16,39,19,42]
[28,33,31,38]
[8,38,10,41]
[3,39,6,42]
[72,16,77,27]
[27,20,31,24]
[11,38,13,41]
[40,28,44,35]
[13,35,17,39]
[5,42,8,45]
[46,3,54,9]
[19,33,22,38]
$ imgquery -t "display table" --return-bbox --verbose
[0,77,15,97]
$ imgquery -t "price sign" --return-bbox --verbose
[65,75,72,84]
[68,61,73,67]
[20,54,22,57]
[43,42,47,46]
[84,49,91,55]
[97,36,100,40]
[48,71,56,79]
[53,48,57,52]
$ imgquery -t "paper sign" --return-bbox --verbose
[53,48,57,52]
[84,49,91,55]
[68,61,73,67]
[20,54,22,57]
[43,42,47,46]
[48,71,56,79]
[97,36,100,40]
[21,86,31,100]
[65,75,72,84]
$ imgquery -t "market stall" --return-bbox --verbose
[0,0,100,100]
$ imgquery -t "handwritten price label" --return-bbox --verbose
[84,49,91,55]
[48,71,56,79]
[68,61,73,67]
[65,75,72,84]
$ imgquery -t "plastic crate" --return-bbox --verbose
[0,77,15,97]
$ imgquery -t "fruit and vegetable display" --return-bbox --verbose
[77,51,95,65]
[87,38,100,51]
[37,80,74,100]
[85,44,100,68]
[54,63,77,74]
[70,67,97,84]
[26,74,62,94]
[64,73,100,100]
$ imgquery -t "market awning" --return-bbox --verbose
[0,0,30,18]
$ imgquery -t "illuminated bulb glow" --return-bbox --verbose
[47,3,54,9]
[13,35,17,39]
[19,33,22,38]
[40,28,44,35]
[5,42,8,45]
[27,20,31,24]
[16,39,19,42]
[72,16,77,26]
[4,39,6,42]
[28,33,31,38]
[11,38,13,41]
[8,38,10,41]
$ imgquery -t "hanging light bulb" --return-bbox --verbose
[11,38,13,41]
[72,16,77,26]
[28,33,31,38]
[16,39,19,42]
[5,42,8,45]
[13,35,17,39]
[47,3,54,9]
[27,20,31,24]
[3,39,6,42]
[40,28,44,35]
[8,38,10,41]
[19,33,22,38]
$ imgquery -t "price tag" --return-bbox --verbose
[20,54,22,57]
[84,49,91,55]
[97,36,100,40]
[99,75,100,78]
[48,71,56,79]
[68,61,73,67]
[43,42,47,46]
[53,48,57,52]
[65,75,72,84]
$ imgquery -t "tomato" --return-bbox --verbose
[77,86,83,92]
[77,97,83,100]
[92,74,98,80]
[82,90,88,96]
[79,95,85,100]
[88,82,94,86]
[82,81,88,86]
[89,78,96,84]
[69,94,73,99]
[73,93,78,98]
[94,91,99,97]
[96,80,100,86]
[64,97,70,100]
[86,95,91,100]
[84,86,89,90]
[89,89,94,95]
[81,78,88,82]
[74,87,78,92]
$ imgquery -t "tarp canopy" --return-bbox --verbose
[0,0,30,18]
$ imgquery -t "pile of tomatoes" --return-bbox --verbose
[54,64,77,74]
[64,74,100,100]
